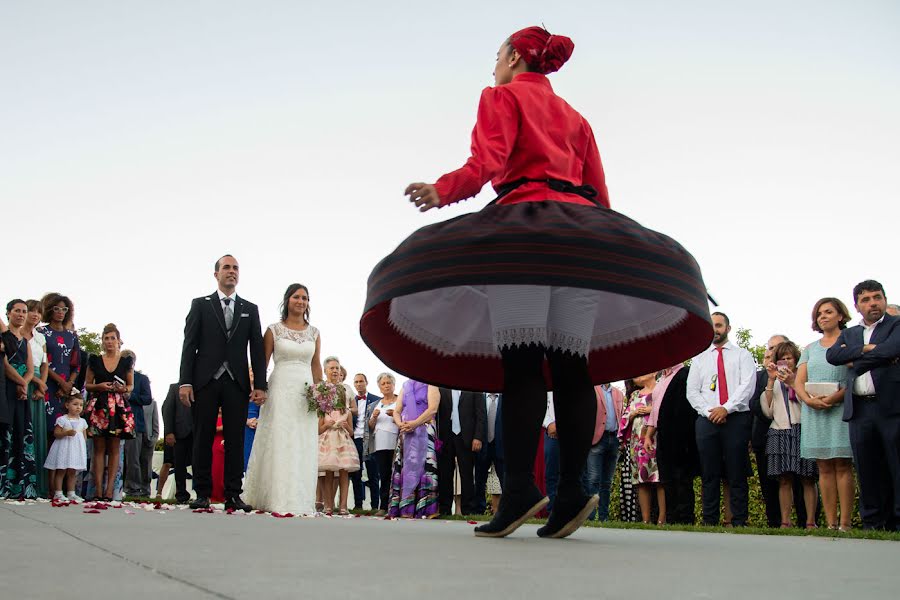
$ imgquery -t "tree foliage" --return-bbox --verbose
[77,328,102,356]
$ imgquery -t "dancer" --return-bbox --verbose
[361,26,711,538]
[244,284,323,514]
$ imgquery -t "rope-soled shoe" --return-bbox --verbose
[537,493,599,539]
[474,485,548,538]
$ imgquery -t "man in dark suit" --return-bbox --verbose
[350,373,382,510]
[474,393,503,514]
[178,255,267,511]
[827,279,900,530]
[437,388,486,515]
[162,382,193,503]
[122,349,154,496]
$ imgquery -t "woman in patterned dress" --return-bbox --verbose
[619,373,664,524]
[37,294,80,442]
[1,300,38,499]
[387,380,439,519]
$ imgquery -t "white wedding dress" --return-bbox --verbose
[243,322,319,514]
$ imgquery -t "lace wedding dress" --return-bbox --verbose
[243,322,319,514]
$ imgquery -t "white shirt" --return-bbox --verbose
[686,341,757,417]
[542,392,555,428]
[852,315,884,396]
[217,289,237,312]
[28,330,47,368]
[353,393,367,438]
[373,400,399,451]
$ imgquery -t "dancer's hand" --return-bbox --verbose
[405,182,441,212]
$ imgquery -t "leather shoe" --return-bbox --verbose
[537,493,598,539]
[474,484,548,538]
[189,497,210,510]
[225,496,253,512]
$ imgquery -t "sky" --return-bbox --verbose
[1,1,898,424]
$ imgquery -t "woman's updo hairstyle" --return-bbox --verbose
[508,26,575,75]
[102,323,121,340]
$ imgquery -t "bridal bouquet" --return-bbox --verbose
[305,381,347,416]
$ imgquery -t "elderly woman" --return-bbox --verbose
[794,298,854,531]
[315,356,357,513]
[761,341,818,528]
[387,380,439,518]
[368,372,400,516]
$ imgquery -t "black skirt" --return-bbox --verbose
[360,201,712,391]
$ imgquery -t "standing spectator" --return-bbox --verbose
[437,388,486,515]
[37,294,80,444]
[543,392,560,512]
[122,350,153,496]
[827,280,900,530]
[617,380,640,522]
[368,373,399,515]
[23,300,50,497]
[795,298,855,531]
[583,383,624,521]
[475,392,504,515]
[244,398,259,473]
[142,398,159,495]
[886,304,899,317]
[318,394,359,515]
[687,312,757,526]
[43,393,88,503]
[1,300,37,498]
[649,363,698,524]
[619,373,664,524]
[83,323,135,501]
[351,373,381,510]
[760,341,818,528]
[388,380,439,519]
[161,383,193,503]
[750,335,810,527]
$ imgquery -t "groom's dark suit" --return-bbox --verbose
[179,291,267,500]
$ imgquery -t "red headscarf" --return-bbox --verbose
[508,26,574,75]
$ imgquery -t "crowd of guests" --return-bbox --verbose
[4,279,899,532]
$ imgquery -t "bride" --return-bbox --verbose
[243,283,322,514]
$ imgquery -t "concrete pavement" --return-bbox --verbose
[1,500,897,599]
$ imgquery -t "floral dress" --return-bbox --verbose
[36,326,81,439]
[619,390,660,485]
[84,354,136,439]
[0,331,38,499]
[388,380,439,518]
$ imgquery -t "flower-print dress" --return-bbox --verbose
[84,354,135,439]
[36,326,81,439]
[619,391,660,485]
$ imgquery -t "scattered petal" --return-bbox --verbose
[83,509,101,514]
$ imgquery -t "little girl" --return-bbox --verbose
[44,393,88,503]
[318,407,360,515]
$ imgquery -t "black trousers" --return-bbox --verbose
[374,449,394,510]
[438,432,476,514]
[173,434,193,502]
[850,396,900,530]
[191,376,248,499]
[695,411,751,526]
[350,438,379,509]
[662,467,696,525]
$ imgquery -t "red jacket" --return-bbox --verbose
[434,72,609,209]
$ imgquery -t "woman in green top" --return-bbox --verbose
[795,297,854,531]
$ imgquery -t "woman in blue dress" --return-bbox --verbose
[37,294,81,440]
[795,297,854,531]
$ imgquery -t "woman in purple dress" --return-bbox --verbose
[387,380,439,518]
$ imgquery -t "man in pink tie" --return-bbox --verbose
[686,312,757,526]
[581,383,625,521]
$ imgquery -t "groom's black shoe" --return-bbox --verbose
[225,496,253,512]
[189,497,210,510]
[474,484,548,538]
[537,492,599,539]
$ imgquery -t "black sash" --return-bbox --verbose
[490,177,602,206]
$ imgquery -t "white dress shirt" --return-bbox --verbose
[852,315,884,396]
[686,341,757,417]
[354,394,367,439]
[542,392,555,428]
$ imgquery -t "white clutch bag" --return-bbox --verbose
[805,382,839,396]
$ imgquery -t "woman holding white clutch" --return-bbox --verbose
[794,297,854,531]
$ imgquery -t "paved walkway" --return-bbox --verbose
[2,500,897,599]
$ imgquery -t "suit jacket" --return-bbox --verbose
[178,292,267,393]
[143,399,159,445]
[360,392,383,456]
[130,371,153,433]
[749,369,773,450]
[826,314,900,420]
[479,393,504,459]
[438,388,486,447]
[655,366,700,477]
[595,385,625,438]
[162,383,193,439]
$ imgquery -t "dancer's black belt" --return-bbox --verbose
[491,177,601,206]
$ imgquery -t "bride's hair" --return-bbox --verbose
[281,283,311,323]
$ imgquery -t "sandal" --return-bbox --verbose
[338,509,349,516]
[805,523,818,530]
[315,502,324,512]
[780,522,792,528]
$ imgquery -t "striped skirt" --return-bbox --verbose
[360,200,712,392]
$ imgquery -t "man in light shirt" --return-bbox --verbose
[827,280,900,530]
[686,312,756,526]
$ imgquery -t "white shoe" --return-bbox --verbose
[67,492,84,504]
[52,492,66,503]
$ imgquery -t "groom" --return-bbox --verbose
[179,255,267,511]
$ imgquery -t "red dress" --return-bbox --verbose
[361,72,711,391]
[210,416,225,502]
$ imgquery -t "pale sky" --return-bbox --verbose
[2,1,898,426]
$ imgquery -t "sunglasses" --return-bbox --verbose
[53,306,69,313]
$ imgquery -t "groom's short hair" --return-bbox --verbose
[215,254,236,272]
